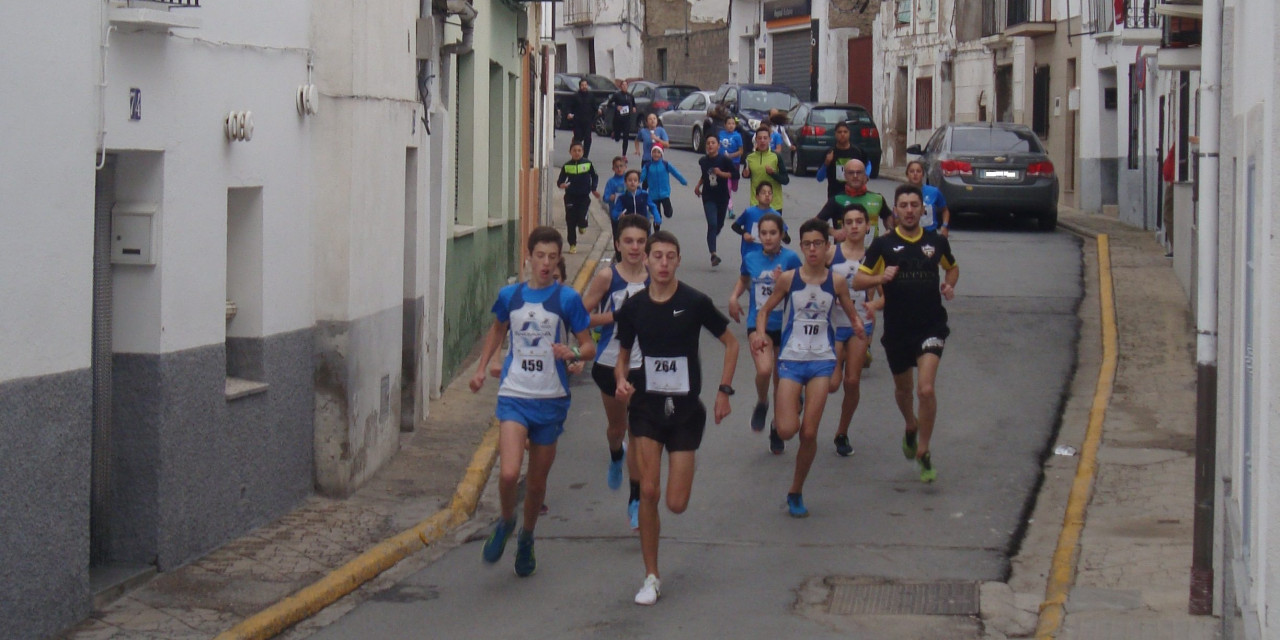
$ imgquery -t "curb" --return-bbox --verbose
[214,209,610,640]
[1033,234,1118,639]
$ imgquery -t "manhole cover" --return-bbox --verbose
[828,581,980,616]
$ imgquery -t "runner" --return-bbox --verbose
[567,79,598,158]
[639,146,686,221]
[815,158,888,244]
[602,79,638,156]
[602,156,629,253]
[636,113,670,166]
[740,127,788,215]
[905,160,951,236]
[727,212,801,446]
[614,230,738,605]
[610,169,663,233]
[730,182,790,257]
[580,214,652,530]
[753,219,864,517]
[716,117,744,219]
[814,122,870,199]
[693,135,735,267]
[854,184,959,483]
[557,141,601,254]
[826,204,883,457]
[470,227,595,576]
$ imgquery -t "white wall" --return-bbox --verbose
[0,2,100,381]
[553,0,643,78]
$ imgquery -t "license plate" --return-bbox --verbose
[982,169,1019,179]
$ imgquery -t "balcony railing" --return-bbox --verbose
[563,0,593,26]
[1124,0,1162,29]
[983,0,1008,37]
[1092,0,1115,33]
[1007,0,1047,28]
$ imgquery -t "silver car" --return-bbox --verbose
[661,91,716,150]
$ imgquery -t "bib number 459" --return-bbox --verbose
[521,359,545,372]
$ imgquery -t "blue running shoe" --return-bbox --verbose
[786,493,809,518]
[514,530,536,577]
[628,498,640,530]
[608,454,624,491]
[482,517,516,563]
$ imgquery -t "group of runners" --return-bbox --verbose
[473,126,959,606]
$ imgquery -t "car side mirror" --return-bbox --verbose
[906,144,923,155]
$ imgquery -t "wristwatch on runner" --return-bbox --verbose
[718,384,735,396]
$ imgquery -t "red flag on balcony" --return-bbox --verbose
[1115,0,1125,24]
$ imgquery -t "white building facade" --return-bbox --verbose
[553,0,645,79]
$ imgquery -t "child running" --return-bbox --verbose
[753,219,864,517]
[727,212,801,444]
[611,169,663,234]
[694,135,735,267]
[730,182,790,258]
[470,227,596,576]
[640,146,687,221]
[716,117,744,219]
[557,142,601,254]
[580,214,652,529]
[826,205,883,457]
[602,156,629,245]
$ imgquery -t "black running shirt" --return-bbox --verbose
[614,282,729,397]
[859,227,956,336]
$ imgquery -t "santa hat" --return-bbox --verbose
[651,146,664,157]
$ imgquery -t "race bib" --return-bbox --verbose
[619,106,631,115]
[645,356,690,394]
[512,342,554,377]
[754,279,774,305]
[792,319,827,351]
[835,163,846,181]
[709,174,719,187]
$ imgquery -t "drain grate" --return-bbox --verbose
[828,581,980,616]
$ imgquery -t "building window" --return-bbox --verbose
[919,0,935,20]
[1127,64,1140,169]
[1032,65,1050,137]
[914,77,933,130]
[657,48,668,82]
[897,0,911,23]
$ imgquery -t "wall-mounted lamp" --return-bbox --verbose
[225,111,254,141]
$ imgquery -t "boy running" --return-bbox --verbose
[716,117,744,219]
[558,142,601,254]
[470,227,596,576]
[827,205,883,457]
[580,214,652,529]
[611,169,663,233]
[753,219,864,517]
[693,135,735,267]
[727,213,801,445]
[740,127,789,215]
[614,231,739,605]
[854,185,959,483]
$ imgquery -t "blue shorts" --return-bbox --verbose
[777,359,837,385]
[834,322,875,343]
[495,396,570,445]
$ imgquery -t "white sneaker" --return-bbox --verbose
[634,574,661,605]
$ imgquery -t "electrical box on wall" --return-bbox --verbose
[111,203,157,265]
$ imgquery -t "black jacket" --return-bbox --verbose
[603,90,637,132]
[569,91,596,134]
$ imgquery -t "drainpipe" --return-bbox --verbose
[1189,0,1222,617]
[441,0,478,58]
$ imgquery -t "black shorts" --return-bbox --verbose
[882,324,950,375]
[748,327,783,349]
[627,395,707,452]
[592,361,643,397]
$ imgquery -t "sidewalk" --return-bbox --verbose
[994,207,1218,639]
[59,195,615,640]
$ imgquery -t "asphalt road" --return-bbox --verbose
[308,131,1083,639]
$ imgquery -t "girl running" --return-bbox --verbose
[906,160,950,236]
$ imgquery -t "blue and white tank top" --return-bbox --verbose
[595,265,647,368]
[742,247,802,331]
[500,284,571,399]
[829,243,870,330]
[779,270,837,362]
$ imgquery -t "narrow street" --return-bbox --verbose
[303,131,1083,638]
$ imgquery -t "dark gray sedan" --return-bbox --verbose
[908,122,1059,231]
[661,91,716,150]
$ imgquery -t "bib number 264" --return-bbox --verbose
[652,359,679,373]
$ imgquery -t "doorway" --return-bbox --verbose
[846,37,873,110]
[996,65,1013,122]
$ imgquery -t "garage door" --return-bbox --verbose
[772,29,812,101]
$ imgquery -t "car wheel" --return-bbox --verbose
[790,149,807,176]
[691,127,703,153]
[594,114,610,137]
[1037,207,1059,232]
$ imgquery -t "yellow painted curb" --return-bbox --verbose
[1034,234,1118,639]
[572,258,598,293]
[213,422,500,640]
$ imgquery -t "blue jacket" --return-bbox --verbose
[602,174,628,209]
[610,188,661,225]
[640,160,687,200]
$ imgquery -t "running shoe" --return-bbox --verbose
[769,425,785,455]
[786,493,809,518]
[902,430,918,460]
[727,208,736,220]
[710,254,722,267]
[514,530,536,577]
[750,402,768,432]
[578,226,588,234]
[864,349,873,368]
[634,574,661,605]
[607,445,625,491]
[834,434,853,457]
[628,498,640,530]
[918,452,937,483]
[569,244,578,254]
[482,517,516,563]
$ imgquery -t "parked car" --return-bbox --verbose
[907,122,1060,231]
[661,91,716,150]
[699,83,801,152]
[553,73,615,131]
[785,102,883,178]
[627,81,700,121]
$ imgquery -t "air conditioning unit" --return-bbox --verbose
[417,17,436,61]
